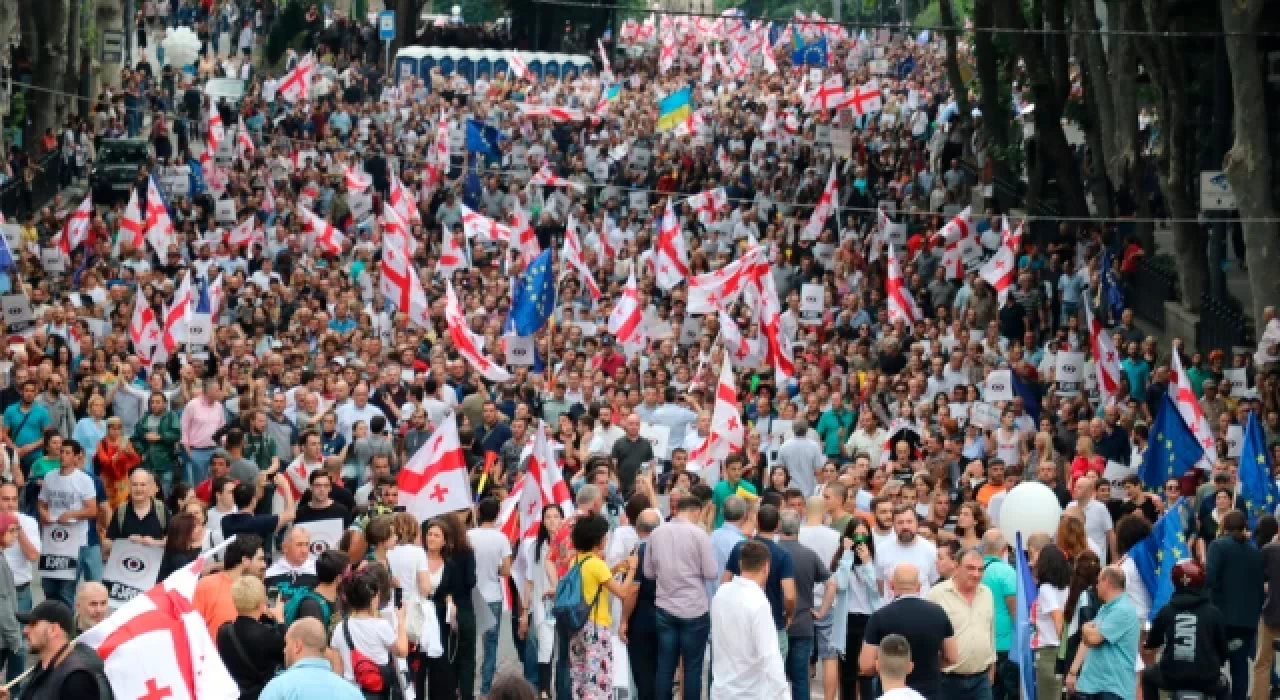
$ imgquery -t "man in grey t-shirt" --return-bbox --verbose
[777,510,834,700]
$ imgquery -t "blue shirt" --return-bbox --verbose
[709,522,746,598]
[982,555,1018,651]
[260,657,363,700]
[1121,357,1151,401]
[1076,594,1139,697]
[4,402,50,455]
[725,535,794,630]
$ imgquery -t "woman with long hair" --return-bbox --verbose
[438,514,479,700]
[332,563,408,699]
[566,514,636,700]
[386,512,431,607]
[1054,510,1091,563]
[836,517,881,700]
[157,513,202,581]
[763,465,792,500]
[1032,544,1072,699]
[520,504,564,699]
[954,501,988,550]
[1061,549,1103,678]
[413,519,456,700]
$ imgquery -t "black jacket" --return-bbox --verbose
[19,642,112,700]
[1147,589,1229,691]
[216,615,285,700]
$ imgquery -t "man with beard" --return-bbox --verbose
[876,506,939,600]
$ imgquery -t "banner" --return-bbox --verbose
[215,199,236,225]
[300,518,346,556]
[983,369,1013,402]
[186,312,214,345]
[1223,367,1249,398]
[1055,351,1085,396]
[506,335,535,366]
[39,524,87,581]
[102,540,164,608]
[800,283,824,326]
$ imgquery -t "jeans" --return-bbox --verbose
[480,601,502,693]
[81,543,103,582]
[185,447,214,486]
[943,671,993,700]
[991,651,1018,700]
[42,577,76,608]
[6,586,30,687]
[841,612,876,700]
[628,606,658,700]
[555,629,570,700]
[785,635,815,700]
[522,620,539,688]
[1227,625,1257,700]
[654,609,711,700]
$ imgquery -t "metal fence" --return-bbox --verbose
[0,153,64,222]
[1197,293,1250,356]
[1126,257,1180,331]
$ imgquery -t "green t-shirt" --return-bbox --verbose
[30,456,61,480]
[983,555,1019,652]
[712,478,758,528]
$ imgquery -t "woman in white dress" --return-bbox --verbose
[519,503,564,700]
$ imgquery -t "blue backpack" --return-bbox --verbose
[552,555,603,636]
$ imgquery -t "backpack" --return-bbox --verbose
[283,587,333,631]
[551,555,604,636]
[115,499,167,531]
[340,617,402,699]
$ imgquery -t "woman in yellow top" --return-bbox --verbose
[568,513,636,700]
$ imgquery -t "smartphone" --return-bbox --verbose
[393,587,404,609]
[267,588,280,607]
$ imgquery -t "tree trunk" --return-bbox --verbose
[939,0,970,119]
[63,0,82,126]
[1138,3,1206,312]
[24,0,71,144]
[1219,0,1280,324]
[971,0,1017,191]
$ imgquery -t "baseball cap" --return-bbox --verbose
[17,600,75,635]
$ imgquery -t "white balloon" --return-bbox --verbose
[162,27,202,68]
[996,482,1064,544]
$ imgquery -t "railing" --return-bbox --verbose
[1197,293,1249,356]
[1126,256,1179,331]
[0,153,64,222]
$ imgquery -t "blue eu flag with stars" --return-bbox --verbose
[1239,410,1279,528]
[466,119,503,165]
[1138,394,1202,491]
[1127,499,1190,620]
[463,159,483,211]
[1013,533,1038,700]
[507,249,555,336]
[1100,248,1126,321]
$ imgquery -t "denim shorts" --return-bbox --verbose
[814,615,838,660]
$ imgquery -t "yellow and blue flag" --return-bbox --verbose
[508,249,556,335]
[1138,394,1201,490]
[1239,410,1279,528]
[1127,499,1190,620]
[656,87,692,132]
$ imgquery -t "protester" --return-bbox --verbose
[926,547,996,699]
[10,600,110,698]
[710,540,788,698]
[875,634,928,700]
[260,618,363,700]
[217,575,287,700]
[1066,565,1140,700]
[860,563,957,700]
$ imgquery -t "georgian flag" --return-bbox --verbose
[885,244,924,326]
[143,177,177,259]
[437,226,469,279]
[235,116,254,159]
[224,216,257,248]
[511,207,542,267]
[59,193,93,254]
[560,219,601,300]
[398,414,474,522]
[390,174,422,224]
[460,204,513,243]
[445,281,512,383]
[1085,304,1123,407]
[129,293,165,367]
[297,204,344,255]
[686,187,729,225]
[750,265,796,381]
[937,205,973,243]
[659,37,677,74]
[119,189,146,250]
[277,52,316,103]
[718,310,757,367]
[343,165,372,192]
[653,199,690,290]
[526,420,574,516]
[161,272,192,354]
[839,79,883,116]
[381,202,418,256]
[688,354,746,483]
[509,52,530,80]
[805,75,847,112]
[607,268,647,356]
[1170,349,1217,469]
[516,104,586,123]
[380,240,431,328]
[980,236,1017,303]
[803,162,838,240]
[687,245,765,314]
[530,165,586,192]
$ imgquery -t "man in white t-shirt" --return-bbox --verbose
[800,495,843,693]
[0,482,39,626]
[37,439,98,608]
[1068,476,1116,563]
[467,497,513,696]
[876,506,939,600]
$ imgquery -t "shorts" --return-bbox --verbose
[814,613,838,660]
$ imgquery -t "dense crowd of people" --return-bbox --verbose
[4,1,1280,700]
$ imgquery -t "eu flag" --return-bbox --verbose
[1239,410,1279,527]
[790,28,828,66]
[1013,533,1038,700]
[194,276,212,312]
[508,249,555,336]
[462,159,483,211]
[0,226,16,271]
[1010,370,1041,425]
[1127,500,1191,620]
[1100,248,1126,321]
[465,119,503,165]
[1138,394,1202,490]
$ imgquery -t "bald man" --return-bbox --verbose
[264,525,318,594]
[259,618,362,699]
[859,563,958,700]
[75,582,109,634]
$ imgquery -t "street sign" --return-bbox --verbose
[1200,171,1237,211]
[378,11,396,41]
[102,30,125,65]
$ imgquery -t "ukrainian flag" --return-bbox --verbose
[605,83,622,103]
[656,86,693,132]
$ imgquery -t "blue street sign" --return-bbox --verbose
[378,11,396,41]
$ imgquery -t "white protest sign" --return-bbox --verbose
[1055,351,1085,396]
[679,316,701,346]
[949,402,970,428]
[969,401,1001,430]
[1102,460,1137,490]
[39,524,87,581]
[1,295,34,327]
[984,369,1013,402]
[215,199,236,225]
[884,222,907,247]
[814,243,836,270]
[800,283,824,326]
[41,248,65,274]
[0,225,22,252]
[814,124,832,143]
[639,422,671,460]
[629,191,648,213]
[960,237,984,270]
[102,540,164,608]
[301,518,346,555]
[186,312,214,345]
[1223,367,1249,399]
[808,67,824,84]
[349,190,374,221]
[1226,424,1243,458]
[831,129,854,159]
[214,135,235,162]
[766,418,793,463]
[506,335,536,366]
[870,59,890,75]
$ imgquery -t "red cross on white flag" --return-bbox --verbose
[399,413,473,521]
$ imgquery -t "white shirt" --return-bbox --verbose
[330,615,396,680]
[335,401,386,442]
[1069,498,1115,563]
[876,535,939,600]
[467,526,513,604]
[387,543,429,604]
[710,577,789,699]
[799,525,841,600]
[879,687,928,700]
[4,512,39,586]
[38,469,97,540]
